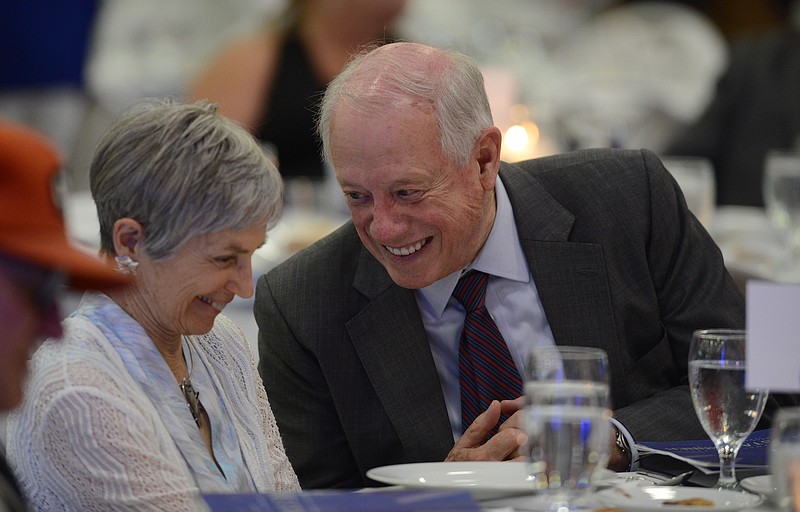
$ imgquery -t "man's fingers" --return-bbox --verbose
[446,428,526,462]
[498,409,524,432]
[458,400,502,447]
[500,396,524,416]
[444,401,529,462]
[481,429,527,461]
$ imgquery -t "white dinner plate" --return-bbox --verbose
[597,485,763,511]
[740,475,777,499]
[366,461,615,500]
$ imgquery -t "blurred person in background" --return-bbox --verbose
[665,25,800,207]
[6,99,299,511]
[255,42,749,489]
[187,0,407,181]
[0,121,129,511]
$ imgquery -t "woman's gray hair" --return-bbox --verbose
[317,43,494,169]
[90,98,283,259]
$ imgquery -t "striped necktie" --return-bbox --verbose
[453,270,523,434]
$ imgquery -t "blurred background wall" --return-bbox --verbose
[1,0,797,192]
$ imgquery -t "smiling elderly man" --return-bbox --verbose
[254,42,745,489]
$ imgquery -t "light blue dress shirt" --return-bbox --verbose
[414,178,638,468]
[415,178,556,440]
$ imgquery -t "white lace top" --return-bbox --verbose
[6,293,299,511]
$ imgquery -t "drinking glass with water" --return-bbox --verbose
[524,346,612,511]
[689,329,769,490]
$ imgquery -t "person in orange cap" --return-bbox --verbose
[0,120,130,511]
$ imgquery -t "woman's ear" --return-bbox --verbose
[112,218,143,258]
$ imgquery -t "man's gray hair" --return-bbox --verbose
[91,98,283,259]
[317,43,494,169]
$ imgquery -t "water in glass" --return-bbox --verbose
[525,346,611,511]
[689,330,768,489]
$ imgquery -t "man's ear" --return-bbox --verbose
[112,218,143,258]
[475,126,502,191]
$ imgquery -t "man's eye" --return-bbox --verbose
[397,190,422,200]
[345,191,368,203]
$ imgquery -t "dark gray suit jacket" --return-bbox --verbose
[256,148,744,489]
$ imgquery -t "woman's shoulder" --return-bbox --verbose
[209,29,280,75]
[25,315,133,398]
[187,28,282,131]
[34,315,109,360]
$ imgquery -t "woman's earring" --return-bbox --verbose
[114,255,139,276]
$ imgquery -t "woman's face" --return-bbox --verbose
[132,223,266,343]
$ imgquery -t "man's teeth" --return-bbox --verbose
[385,239,426,256]
[198,296,225,311]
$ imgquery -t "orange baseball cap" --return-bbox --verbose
[0,121,130,290]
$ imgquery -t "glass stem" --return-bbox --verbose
[717,446,739,489]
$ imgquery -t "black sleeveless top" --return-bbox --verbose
[256,34,326,180]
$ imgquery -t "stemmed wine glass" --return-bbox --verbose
[688,329,769,489]
[524,346,612,510]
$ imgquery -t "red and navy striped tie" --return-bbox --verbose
[453,270,523,434]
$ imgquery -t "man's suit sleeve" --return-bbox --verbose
[255,270,362,489]
[612,149,745,441]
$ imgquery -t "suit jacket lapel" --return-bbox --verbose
[346,248,454,461]
[500,165,618,349]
